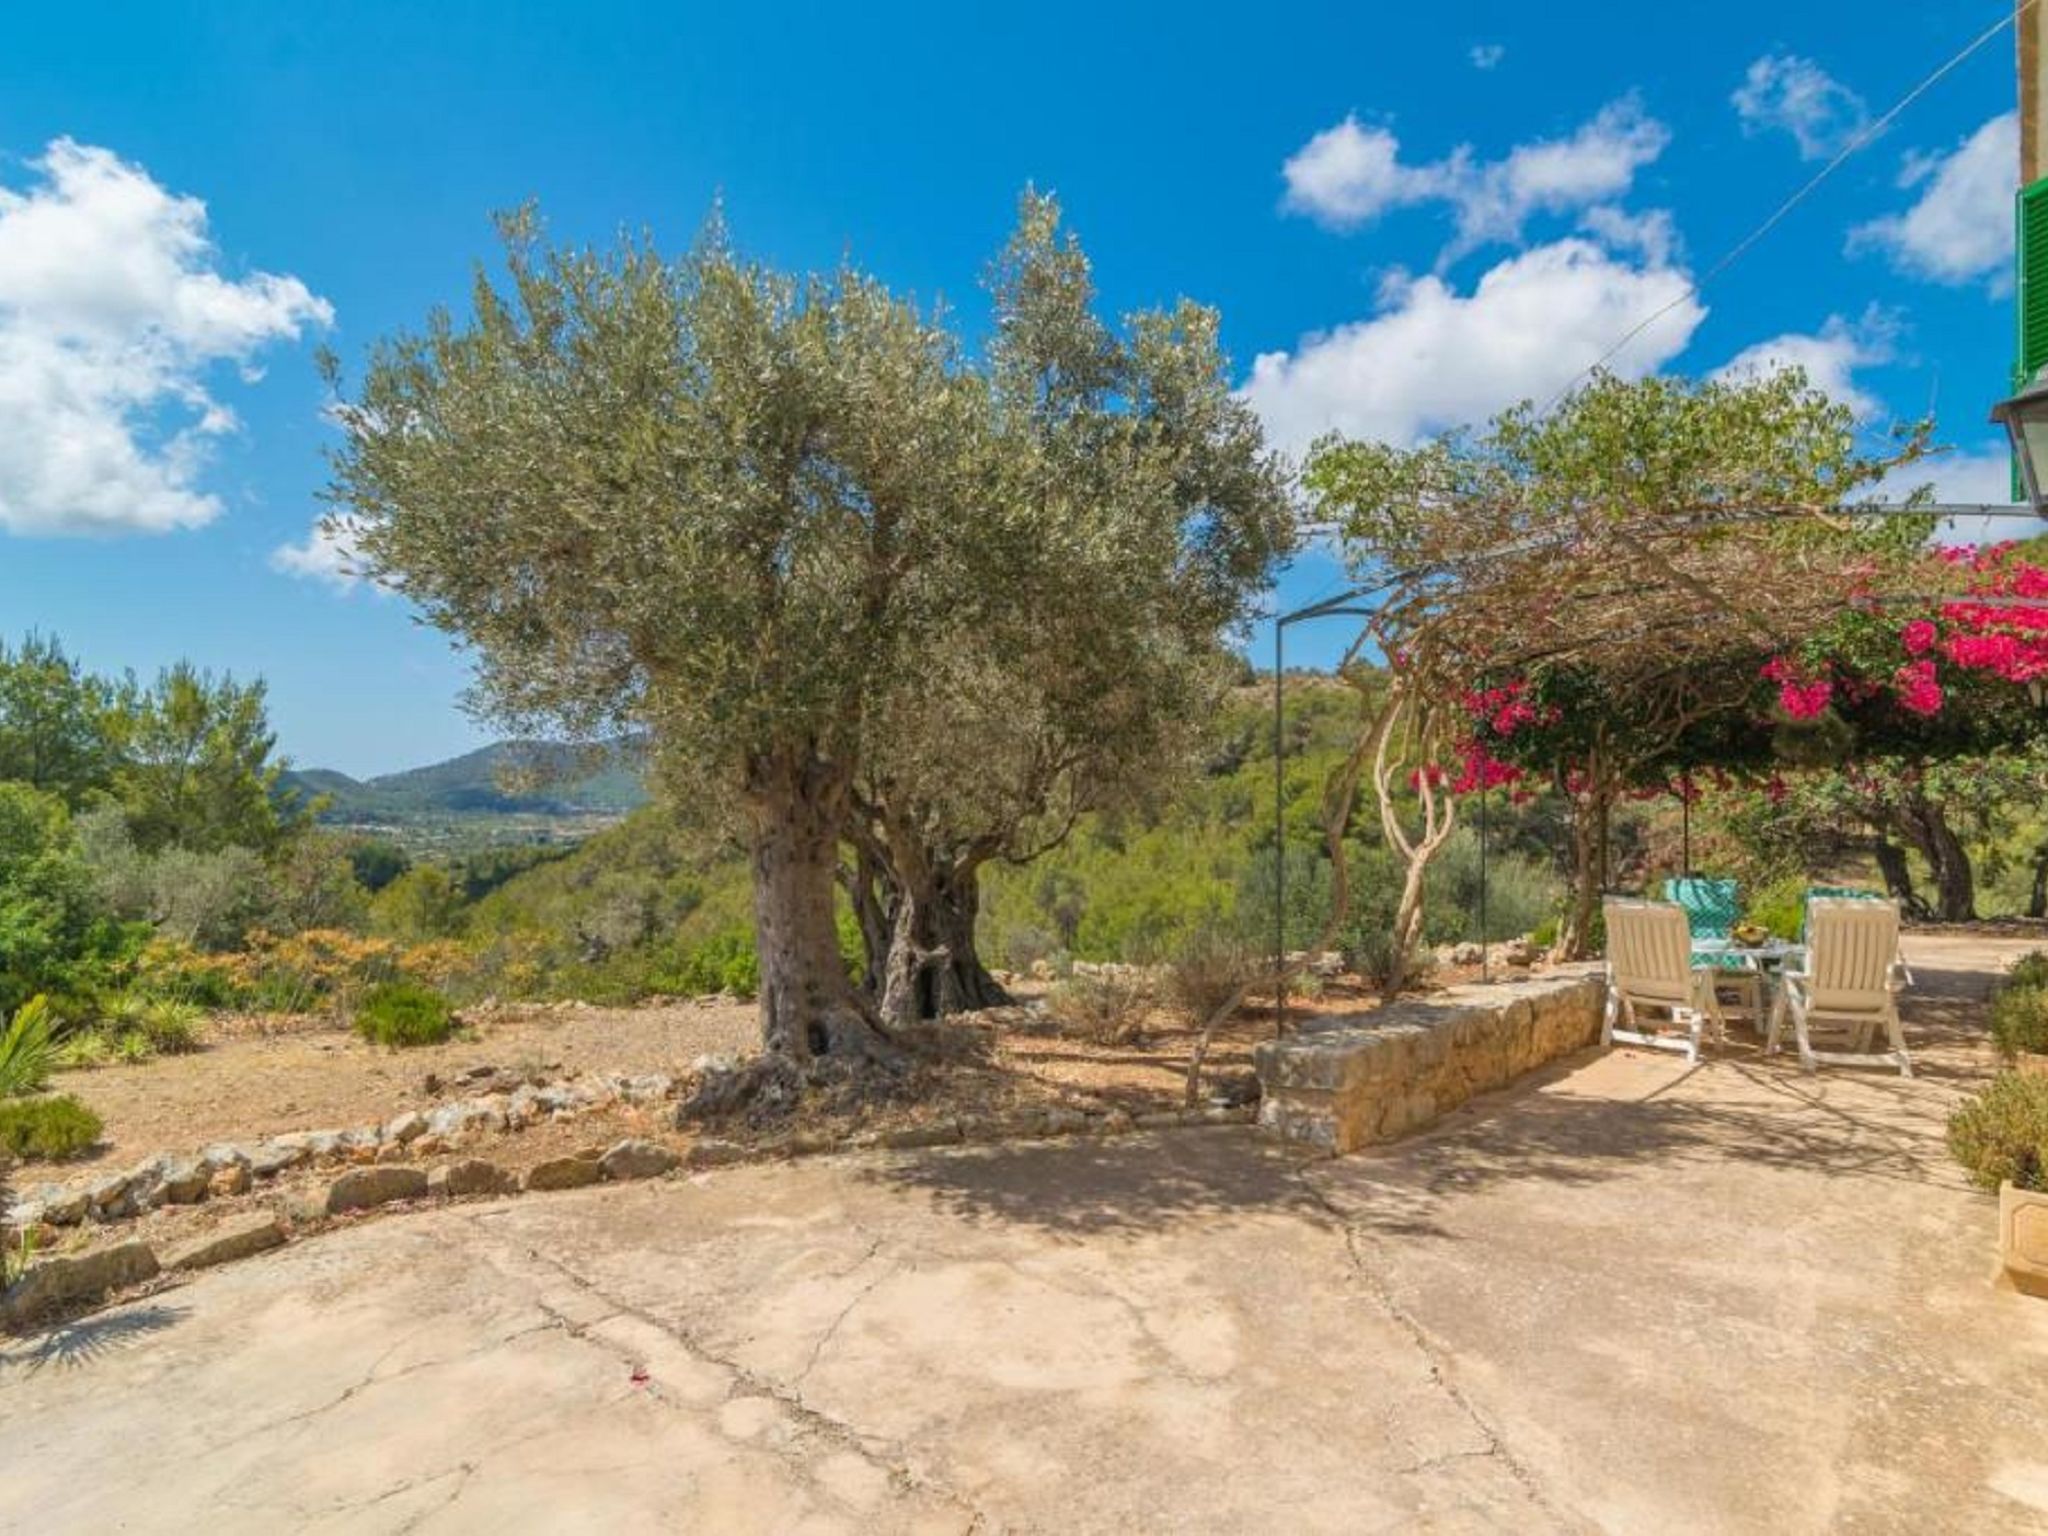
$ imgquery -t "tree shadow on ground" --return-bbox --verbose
[0,1303,186,1377]
[857,1127,1323,1239]
[866,960,1998,1243]
[1316,972,1993,1241]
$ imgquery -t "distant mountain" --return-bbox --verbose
[284,739,649,824]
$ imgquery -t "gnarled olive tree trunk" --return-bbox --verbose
[845,813,1011,1027]
[745,751,896,1063]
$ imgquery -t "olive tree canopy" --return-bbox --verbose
[323,196,1291,1065]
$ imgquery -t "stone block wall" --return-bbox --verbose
[1254,973,1606,1153]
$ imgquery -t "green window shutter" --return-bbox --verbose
[2019,178,2048,379]
[2014,179,2048,498]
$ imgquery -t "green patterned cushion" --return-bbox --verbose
[1664,877,1739,941]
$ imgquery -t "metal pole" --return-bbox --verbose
[1273,620,1287,1035]
[1681,773,1692,877]
[1478,783,1490,983]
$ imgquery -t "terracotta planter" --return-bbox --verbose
[2000,1181,2048,1295]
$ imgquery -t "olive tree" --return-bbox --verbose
[324,198,1289,1063]
[847,200,1292,1023]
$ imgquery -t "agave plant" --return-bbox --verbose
[0,996,56,1099]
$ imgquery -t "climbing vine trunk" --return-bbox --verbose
[1894,789,1975,922]
[1555,749,1611,962]
[1872,839,1925,918]
[746,752,893,1063]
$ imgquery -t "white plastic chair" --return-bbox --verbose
[1603,899,1723,1063]
[1766,897,1910,1076]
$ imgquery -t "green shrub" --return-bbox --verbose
[1991,985,2048,1061]
[51,1030,112,1071]
[0,995,56,1099]
[1529,917,1560,950]
[114,1030,152,1065]
[1744,877,1806,943]
[1947,1072,2048,1192]
[137,997,202,1054]
[657,931,762,999]
[0,1095,103,1160]
[1045,970,1153,1045]
[1161,922,1261,1025]
[353,980,458,1048]
[2009,950,2048,993]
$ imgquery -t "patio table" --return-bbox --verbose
[1690,939,1802,1035]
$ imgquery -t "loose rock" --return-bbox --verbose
[4,1242,158,1325]
[325,1165,428,1215]
[436,1158,514,1197]
[160,1158,210,1205]
[162,1212,286,1272]
[598,1139,678,1182]
[208,1163,253,1198]
[524,1154,602,1192]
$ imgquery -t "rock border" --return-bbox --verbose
[3,1103,1256,1334]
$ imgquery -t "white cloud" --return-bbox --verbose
[1279,97,1670,260]
[1712,308,1897,419]
[1470,44,1505,71]
[270,516,365,589]
[0,138,331,536]
[1731,54,1869,160]
[1280,117,1450,230]
[1578,204,1679,266]
[1240,237,1704,457]
[1850,113,2017,289]
[1869,443,2031,544]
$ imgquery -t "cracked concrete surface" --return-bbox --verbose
[4,935,2047,1532]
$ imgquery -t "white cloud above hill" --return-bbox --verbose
[1850,113,2017,290]
[1240,237,1704,457]
[1280,97,1670,260]
[0,138,331,535]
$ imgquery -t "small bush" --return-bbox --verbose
[1046,970,1153,1045]
[0,1095,103,1160]
[353,980,458,1048]
[1991,985,2048,1061]
[1161,924,1262,1026]
[1340,927,1434,991]
[1948,1072,2048,1193]
[114,1030,152,1065]
[656,931,761,999]
[2009,950,2048,993]
[1529,917,1560,950]
[51,1030,112,1072]
[1745,878,1806,943]
[0,996,56,1099]
[138,997,203,1054]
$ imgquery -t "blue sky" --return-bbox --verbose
[0,2,2028,774]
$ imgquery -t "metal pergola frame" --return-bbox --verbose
[1268,500,2048,1034]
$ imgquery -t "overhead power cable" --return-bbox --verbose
[1543,0,2036,414]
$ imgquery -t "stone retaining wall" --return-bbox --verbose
[1254,973,1606,1153]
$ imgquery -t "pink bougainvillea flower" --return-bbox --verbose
[1900,619,1937,655]
[1778,679,1833,719]
[1893,657,1943,717]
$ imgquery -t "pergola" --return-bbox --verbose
[1266,500,2048,1030]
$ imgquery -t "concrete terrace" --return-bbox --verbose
[3,934,2045,1533]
